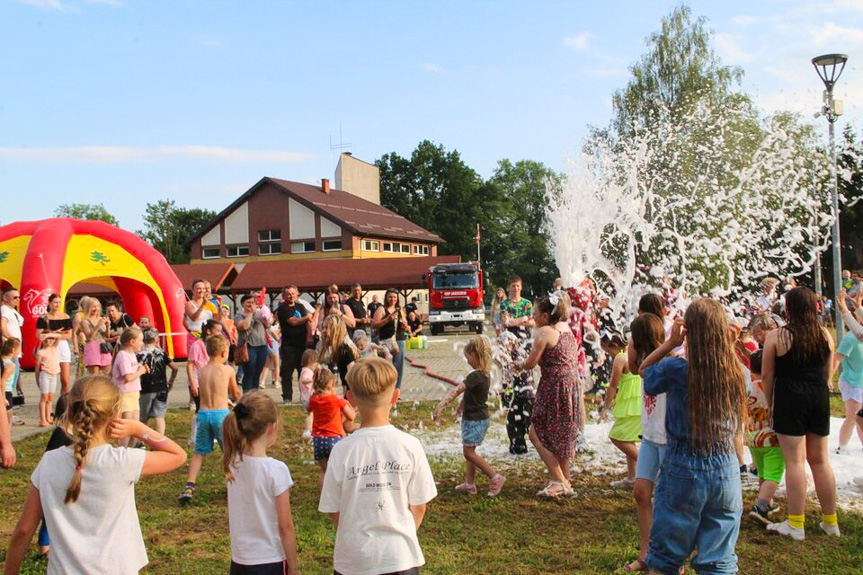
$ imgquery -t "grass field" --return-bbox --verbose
[1,403,862,574]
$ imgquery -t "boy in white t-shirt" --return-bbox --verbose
[319,357,437,575]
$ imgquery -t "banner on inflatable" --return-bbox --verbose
[0,218,188,369]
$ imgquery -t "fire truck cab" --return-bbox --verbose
[424,262,485,335]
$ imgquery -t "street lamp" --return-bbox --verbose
[812,53,847,337]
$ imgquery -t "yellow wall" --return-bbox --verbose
[0,235,31,289]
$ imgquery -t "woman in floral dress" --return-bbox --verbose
[516,291,581,498]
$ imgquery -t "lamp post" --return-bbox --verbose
[812,53,848,337]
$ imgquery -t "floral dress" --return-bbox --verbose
[533,329,582,460]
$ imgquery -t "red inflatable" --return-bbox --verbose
[0,218,187,368]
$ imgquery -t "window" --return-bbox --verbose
[363,240,379,251]
[400,244,410,254]
[418,245,429,255]
[322,239,342,251]
[258,242,281,255]
[258,229,281,242]
[226,245,249,258]
[202,247,220,259]
[291,241,315,254]
[383,242,401,253]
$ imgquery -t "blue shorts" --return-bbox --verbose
[635,438,667,483]
[195,409,229,455]
[313,435,341,461]
[461,418,490,447]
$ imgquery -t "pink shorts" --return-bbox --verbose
[299,383,313,404]
[84,341,112,367]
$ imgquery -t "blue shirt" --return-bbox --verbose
[838,332,863,388]
[643,356,735,455]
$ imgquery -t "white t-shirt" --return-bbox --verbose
[318,425,437,575]
[31,444,148,575]
[1,304,23,358]
[227,455,294,566]
[641,391,667,445]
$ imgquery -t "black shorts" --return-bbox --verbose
[4,391,12,409]
[773,379,831,437]
[230,560,289,575]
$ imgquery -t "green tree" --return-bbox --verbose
[377,140,487,260]
[54,203,119,226]
[137,200,216,264]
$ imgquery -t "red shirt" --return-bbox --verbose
[308,394,348,437]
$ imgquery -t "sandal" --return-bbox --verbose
[537,481,567,498]
[623,558,648,572]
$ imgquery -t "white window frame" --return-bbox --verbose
[400,244,410,254]
[322,239,343,252]
[226,245,249,258]
[291,241,315,254]
[258,242,281,255]
[363,240,379,251]
[258,229,281,242]
[202,247,220,259]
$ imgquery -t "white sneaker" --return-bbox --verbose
[301,430,312,440]
[835,445,846,455]
[819,522,841,537]
[610,478,635,488]
[767,520,805,541]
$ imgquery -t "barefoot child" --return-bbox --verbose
[35,334,61,427]
[433,335,506,496]
[111,328,149,447]
[2,338,22,433]
[299,349,318,439]
[319,357,437,575]
[223,392,299,575]
[745,350,785,525]
[0,339,16,467]
[599,331,641,488]
[186,319,222,445]
[5,375,187,574]
[307,367,356,490]
[179,335,240,505]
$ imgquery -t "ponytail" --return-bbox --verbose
[223,391,278,482]
[64,375,120,503]
[535,290,571,324]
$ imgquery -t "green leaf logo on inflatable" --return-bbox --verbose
[90,251,111,266]
[0,251,8,263]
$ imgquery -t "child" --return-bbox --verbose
[352,329,391,360]
[111,328,149,447]
[179,335,240,505]
[623,313,666,573]
[319,357,437,575]
[307,367,356,490]
[299,348,318,439]
[496,330,535,456]
[599,331,641,488]
[36,393,73,556]
[2,338,22,430]
[433,335,506,496]
[35,334,61,427]
[186,319,222,445]
[137,328,179,436]
[0,338,15,467]
[639,299,747,574]
[223,392,299,575]
[5,375,187,574]
[745,350,786,525]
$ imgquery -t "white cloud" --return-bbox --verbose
[83,0,122,4]
[0,146,318,164]
[421,63,446,73]
[730,15,759,27]
[714,33,756,63]
[564,32,593,51]
[19,0,66,10]
[809,22,863,47]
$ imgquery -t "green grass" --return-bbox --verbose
[2,404,862,574]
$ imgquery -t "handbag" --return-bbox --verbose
[234,337,250,365]
[99,342,113,354]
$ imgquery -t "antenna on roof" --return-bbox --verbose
[329,124,352,164]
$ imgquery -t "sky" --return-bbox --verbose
[2,0,862,232]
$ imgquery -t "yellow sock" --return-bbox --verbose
[821,513,838,526]
[788,514,805,529]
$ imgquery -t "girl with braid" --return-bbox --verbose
[639,299,747,574]
[4,375,187,574]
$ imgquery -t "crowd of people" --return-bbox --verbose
[0,264,861,574]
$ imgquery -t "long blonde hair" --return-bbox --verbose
[684,299,746,455]
[65,375,121,503]
[319,314,355,365]
[222,391,279,482]
[464,335,493,374]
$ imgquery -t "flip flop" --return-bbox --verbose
[536,481,567,498]
[623,558,648,573]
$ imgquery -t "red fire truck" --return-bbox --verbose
[424,261,485,335]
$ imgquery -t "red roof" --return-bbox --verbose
[171,263,236,291]
[230,256,461,292]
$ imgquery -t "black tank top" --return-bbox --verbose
[378,310,397,340]
[775,333,828,388]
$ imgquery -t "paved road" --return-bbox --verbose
[10,332,477,442]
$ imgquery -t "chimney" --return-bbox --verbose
[322,178,330,194]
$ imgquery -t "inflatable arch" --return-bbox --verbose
[0,218,187,369]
